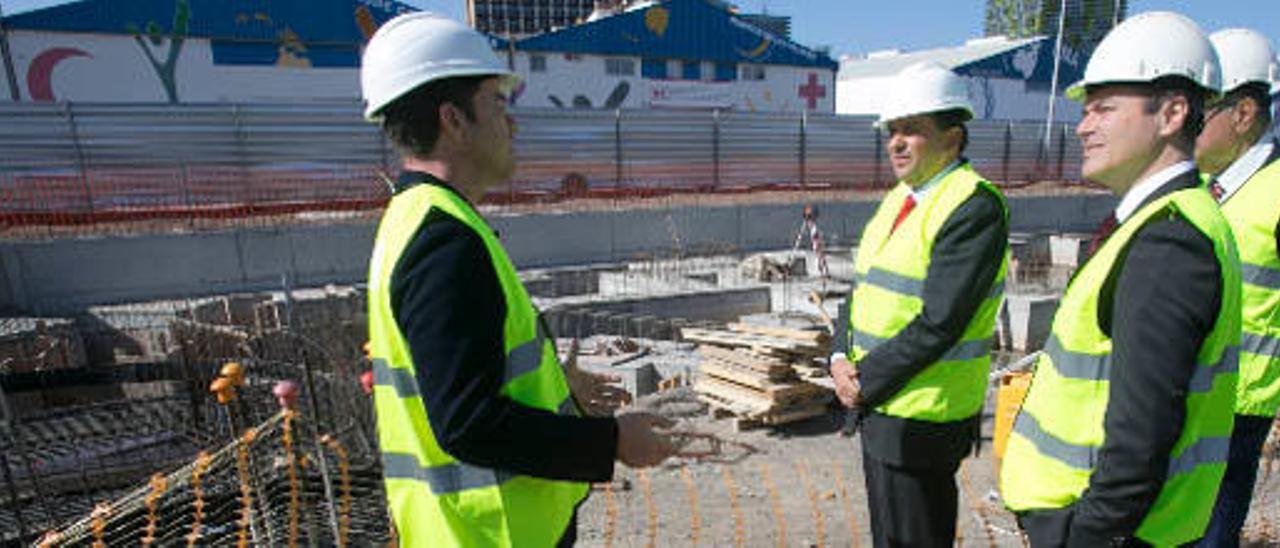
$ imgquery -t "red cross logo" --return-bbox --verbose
[798,73,826,110]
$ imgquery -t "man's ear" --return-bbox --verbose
[1233,96,1260,135]
[945,125,964,155]
[1157,94,1190,140]
[438,102,467,142]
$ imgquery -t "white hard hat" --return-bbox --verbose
[360,12,516,121]
[876,62,974,127]
[1209,28,1279,95]
[1066,11,1220,101]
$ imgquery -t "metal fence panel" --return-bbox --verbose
[0,102,1085,230]
[619,109,716,190]
[718,111,800,187]
[509,108,618,194]
[805,114,884,188]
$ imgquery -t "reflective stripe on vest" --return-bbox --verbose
[847,163,1010,422]
[1011,412,1230,477]
[856,268,1006,300]
[1221,157,1280,416]
[1000,186,1242,546]
[1042,334,1239,392]
[367,182,586,547]
[373,357,579,415]
[1242,263,1280,290]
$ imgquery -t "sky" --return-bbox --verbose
[2,0,1277,58]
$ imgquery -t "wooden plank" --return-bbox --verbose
[699,359,773,390]
[696,372,828,406]
[735,402,831,431]
[694,381,773,415]
[728,322,830,344]
[694,376,776,410]
[697,345,790,375]
[682,327,815,353]
[697,356,792,383]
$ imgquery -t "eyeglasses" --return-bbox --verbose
[1205,99,1238,118]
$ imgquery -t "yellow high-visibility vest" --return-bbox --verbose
[1001,187,1242,546]
[367,182,586,547]
[1220,159,1280,416]
[848,163,1009,421]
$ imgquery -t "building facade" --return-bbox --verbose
[0,0,414,103]
[466,0,598,37]
[837,35,1085,121]
[509,0,836,113]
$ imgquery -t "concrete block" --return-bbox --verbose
[1009,232,1051,266]
[615,361,659,398]
[1049,234,1092,268]
[1005,293,1060,352]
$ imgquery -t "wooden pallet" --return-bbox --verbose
[698,389,832,431]
[725,322,830,345]
[681,327,824,357]
[689,322,835,429]
[695,345,793,380]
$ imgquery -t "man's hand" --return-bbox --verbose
[829,356,862,408]
[616,412,676,468]
[563,339,632,416]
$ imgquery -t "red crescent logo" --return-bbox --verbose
[27,47,91,101]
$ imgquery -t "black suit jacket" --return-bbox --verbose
[1020,168,1224,547]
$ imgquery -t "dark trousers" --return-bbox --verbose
[862,445,961,548]
[1199,414,1273,548]
[557,508,579,547]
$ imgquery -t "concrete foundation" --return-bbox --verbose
[1002,293,1061,352]
[0,194,1114,315]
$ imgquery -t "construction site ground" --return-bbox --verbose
[575,378,1280,547]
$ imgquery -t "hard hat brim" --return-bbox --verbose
[873,105,974,129]
[1059,77,1218,104]
[364,69,520,122]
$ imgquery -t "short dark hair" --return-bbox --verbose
[1142,76,1208,152]
[930,108,971,154]
[378,75,489,158]
[1222,82,1273,136]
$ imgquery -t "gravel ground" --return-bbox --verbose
[572,386,1280,547]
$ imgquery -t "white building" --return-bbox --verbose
[0,0,414,103]
[837,35,1085,122]
[507,0,837,113]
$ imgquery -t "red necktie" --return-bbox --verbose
[891,195,916,234]
[1085,213,1118,259]
[1209,180,1226,201]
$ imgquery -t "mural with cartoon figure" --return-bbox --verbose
[3,0,412,103]
[546,81,631,109]
[125,0,189,103]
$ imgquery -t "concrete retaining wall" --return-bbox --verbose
[2,194,1115,315]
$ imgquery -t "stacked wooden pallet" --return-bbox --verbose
[684,323,835,430]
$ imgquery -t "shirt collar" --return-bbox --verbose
[395,170,477,209]
[1114,161,1196,222]
[1214,136,1276,203]
[909,159,961,201]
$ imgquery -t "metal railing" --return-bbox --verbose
[0,102,1084,230]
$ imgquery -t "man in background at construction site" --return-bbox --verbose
[829,61,1009,547]
[359,13,675,547]
[1001,12,1242,547]
[1194,28,1280,548]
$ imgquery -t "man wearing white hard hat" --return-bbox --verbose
[1195,28,1280,548]
[1001,12,1243,547]
[829,61,1009,547]
[360,12,675,547]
